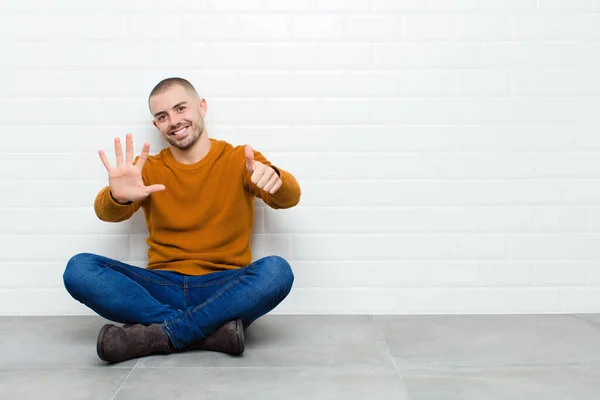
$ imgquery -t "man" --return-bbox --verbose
[63,77,301,363]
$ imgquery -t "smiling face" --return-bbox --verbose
[149,84,207,151]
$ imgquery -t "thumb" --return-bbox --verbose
[145,184,166,194]
[245,145,255,173]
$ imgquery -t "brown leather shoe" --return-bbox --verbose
[187,319,245,355]
[97,323,171,363]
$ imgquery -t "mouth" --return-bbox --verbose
[170,125,189,140]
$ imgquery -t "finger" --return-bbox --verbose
[245,145,255,173]
[98,150,112,172]
[114,137,124,167]
[125,133,134,164]
[269,179,283,195]
[256,168,272,189]
[251,169,261,185]
[263,175,280,193]
[136,143,150,169]
[145,184,166,194]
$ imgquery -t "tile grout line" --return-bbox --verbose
[371,315,411,400]
[109,359,140,400]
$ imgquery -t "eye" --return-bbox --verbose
[157,115,165,121]
[178,106,186,111]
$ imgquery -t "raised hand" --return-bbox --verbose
[99,134,165,203]
[245,145,282,195]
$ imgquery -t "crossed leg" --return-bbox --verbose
[63,253,294,354]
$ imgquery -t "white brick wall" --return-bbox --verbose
[1,0,600,315]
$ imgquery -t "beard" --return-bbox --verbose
[165,120,204,151]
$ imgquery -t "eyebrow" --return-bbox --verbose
[153,101,188,118]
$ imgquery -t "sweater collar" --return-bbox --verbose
[163,138,224,171]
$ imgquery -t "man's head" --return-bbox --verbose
[149,77,207,151]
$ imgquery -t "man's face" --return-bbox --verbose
[150,85,206,151]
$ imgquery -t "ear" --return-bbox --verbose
[152,120,158,128]
[199,98,207,118]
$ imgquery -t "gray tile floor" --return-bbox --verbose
[1,314,600,399]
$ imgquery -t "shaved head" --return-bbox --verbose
[148,77,199,106]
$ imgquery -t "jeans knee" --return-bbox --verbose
[63,253,95,294]
[263,255,294,295]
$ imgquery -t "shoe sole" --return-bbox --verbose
[236,319,245,355]
[96,324,112,362]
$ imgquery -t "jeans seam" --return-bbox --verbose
[162,322,181,348]
[164,276,242,328]
[107,263,182,287]
[184,276,189,309]
[186,268,247,288]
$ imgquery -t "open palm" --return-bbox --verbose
[98,134,165,203]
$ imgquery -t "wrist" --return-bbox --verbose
[110,190,132,205]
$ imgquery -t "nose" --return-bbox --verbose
[169,115,184,129]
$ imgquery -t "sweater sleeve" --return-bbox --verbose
[94,186,142,222]
[242,148,301,210]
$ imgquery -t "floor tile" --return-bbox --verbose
[114,366,408,400]
[0,368,132,400]
[138,315,392,368]
[0,316,136,368]
[577,314,600,328]
[375,314,600,367]
[400,365,600,400]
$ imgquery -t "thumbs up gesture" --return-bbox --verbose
[245,145,282,194]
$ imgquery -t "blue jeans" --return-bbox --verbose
[63,253,294,349]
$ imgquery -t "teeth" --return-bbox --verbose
[172,127,186,135]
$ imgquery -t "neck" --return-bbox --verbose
[169,130,211,165]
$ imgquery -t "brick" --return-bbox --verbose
[206,0,265,11]
[538,43,600,68]
[292,16,344,39]
[239,15,291,40]
[404,15,456,40]
[299,180,600,207]
[289,234,505,260]
[482,43,539,68]
[345,16,402,40]
[428,0,480,13]
[263,0,316,11]
[22,289,95,315]
[561,289,600,312]
[290,261,428,287]
[506,289,562,313]
[535,262,588,286]
[514,15,600,41]
[0,15,126,40]
[0,234,129,262]
[265,207,480,233]
[128,15,181,39]
[180,15,238,39]
[318,0,371,11]
[373,0,426,12]
[458,71,509,96]
[480,0,537,14]
[457,15,511,41]
[539,0,594,13]
[507,234,600,260]
[0,263,66,289]
[480,262,536,287]
[479,207,535,232]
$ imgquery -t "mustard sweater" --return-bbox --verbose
[94,138,301,276]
